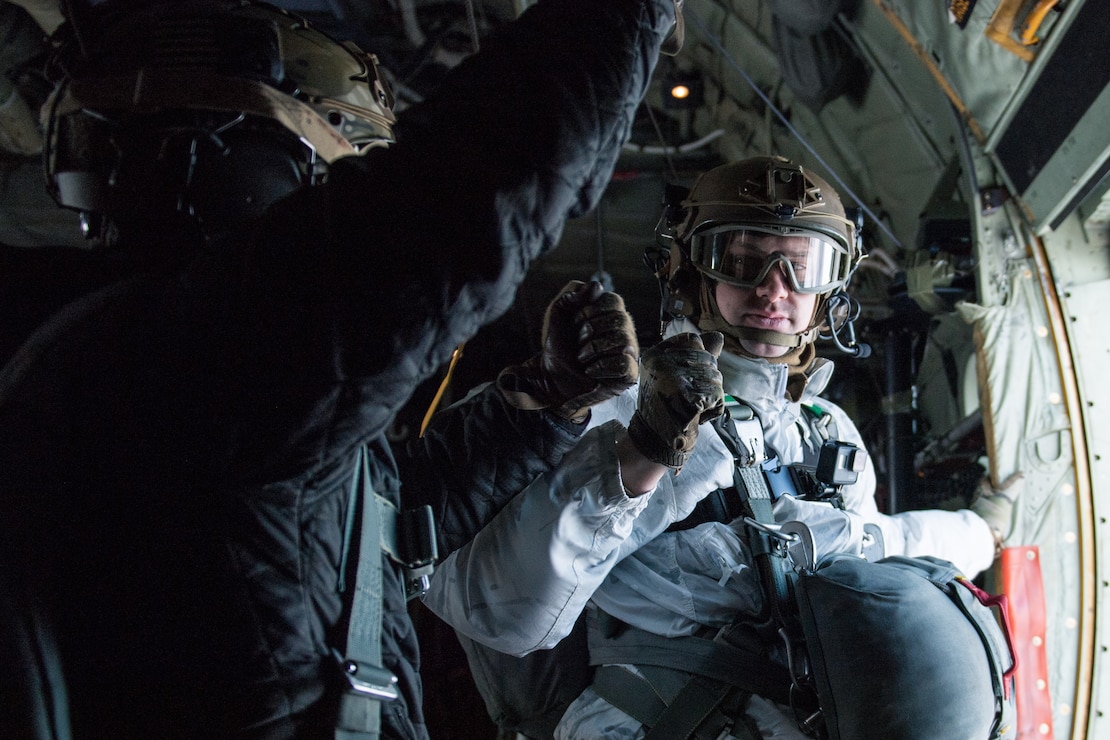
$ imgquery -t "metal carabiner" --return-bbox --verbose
[742,516,800,544]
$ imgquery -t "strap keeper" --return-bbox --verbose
[401,505,437,599]
[376,497,438,600]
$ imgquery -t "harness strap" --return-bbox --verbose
[587,610,794,705]
[335,447,439,739]
[592,664,761,740]
[712,407,794,627]
[643,673,748,740]
[592,666,667,728]
[336,447,398,740]
[800,403,837,449]
[591,401,844,737]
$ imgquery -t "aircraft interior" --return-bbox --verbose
[1,1,1108,738]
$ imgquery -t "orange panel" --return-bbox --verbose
[1001,546,1054,739]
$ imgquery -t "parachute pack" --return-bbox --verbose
[458,402,1017,739]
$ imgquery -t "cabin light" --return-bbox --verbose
[663,71,703,109]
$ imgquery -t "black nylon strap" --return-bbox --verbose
[592,666,668,727]
[587,611,793,705]
[643,673,733,740]
[593,666,760,740]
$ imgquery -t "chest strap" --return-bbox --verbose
[709,403,795,630]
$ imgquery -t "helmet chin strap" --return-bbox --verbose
[696,279,823,351]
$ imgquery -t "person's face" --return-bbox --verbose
[713,231,819,358]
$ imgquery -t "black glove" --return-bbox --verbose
[498,280,639,420]
[627,331,725,470]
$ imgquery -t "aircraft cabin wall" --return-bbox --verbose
[1,0,1108,738]
[538,1,1110,738]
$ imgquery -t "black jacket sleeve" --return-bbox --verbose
[396,382,588,558]
[229,0,675,482]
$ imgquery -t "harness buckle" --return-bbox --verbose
[401,505,437,600]
[742,516,800,562]
[334,650,399,701]
[780,521,817,571]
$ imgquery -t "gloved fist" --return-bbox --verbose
[497,280,639,420]
[627,331,725,470]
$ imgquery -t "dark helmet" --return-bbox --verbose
[42,0,396,242]
[655,155,865,353]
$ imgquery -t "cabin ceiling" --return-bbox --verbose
[283,0,1068,396]
[4,0,1103,421]
[292,1,1104,462]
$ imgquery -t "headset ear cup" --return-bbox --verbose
[675,266,703,316]
[662,182,690,225]
[188,129,307,232]
[659,246,699,319]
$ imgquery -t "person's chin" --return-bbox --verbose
[740,338,790,358]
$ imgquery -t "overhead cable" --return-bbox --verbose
[687,7,904,250]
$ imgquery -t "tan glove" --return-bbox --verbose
[971,472,1024,557]
[627,331,725,470]
[497,280,639,420]
[661,0,686,57]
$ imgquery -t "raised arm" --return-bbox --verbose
[400,280,639,556]
[233,0,681,472]
[422,331,726,655]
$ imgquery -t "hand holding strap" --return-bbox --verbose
[498,280,639,420]
[628,331,724,470]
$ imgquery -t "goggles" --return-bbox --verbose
[688,225,851,294]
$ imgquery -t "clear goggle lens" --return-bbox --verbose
[689,226,849,294]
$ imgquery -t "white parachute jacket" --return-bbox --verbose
[422,336,996,659]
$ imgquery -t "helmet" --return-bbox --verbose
[656,156,865,353]
[42,0,396,242]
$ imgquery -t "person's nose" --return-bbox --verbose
[755,262,791,301]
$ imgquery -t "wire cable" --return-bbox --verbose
[686,7,904,250]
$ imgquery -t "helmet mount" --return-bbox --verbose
[43,0,396,244]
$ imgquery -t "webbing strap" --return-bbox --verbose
[335,447,398,740]
[642,673,735,740]
[586,611,794,705]
[714,409,794,625]
[735,465,792,623]
[593,665,760,740]
[736,465,773,521]
[592,666,667,728]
